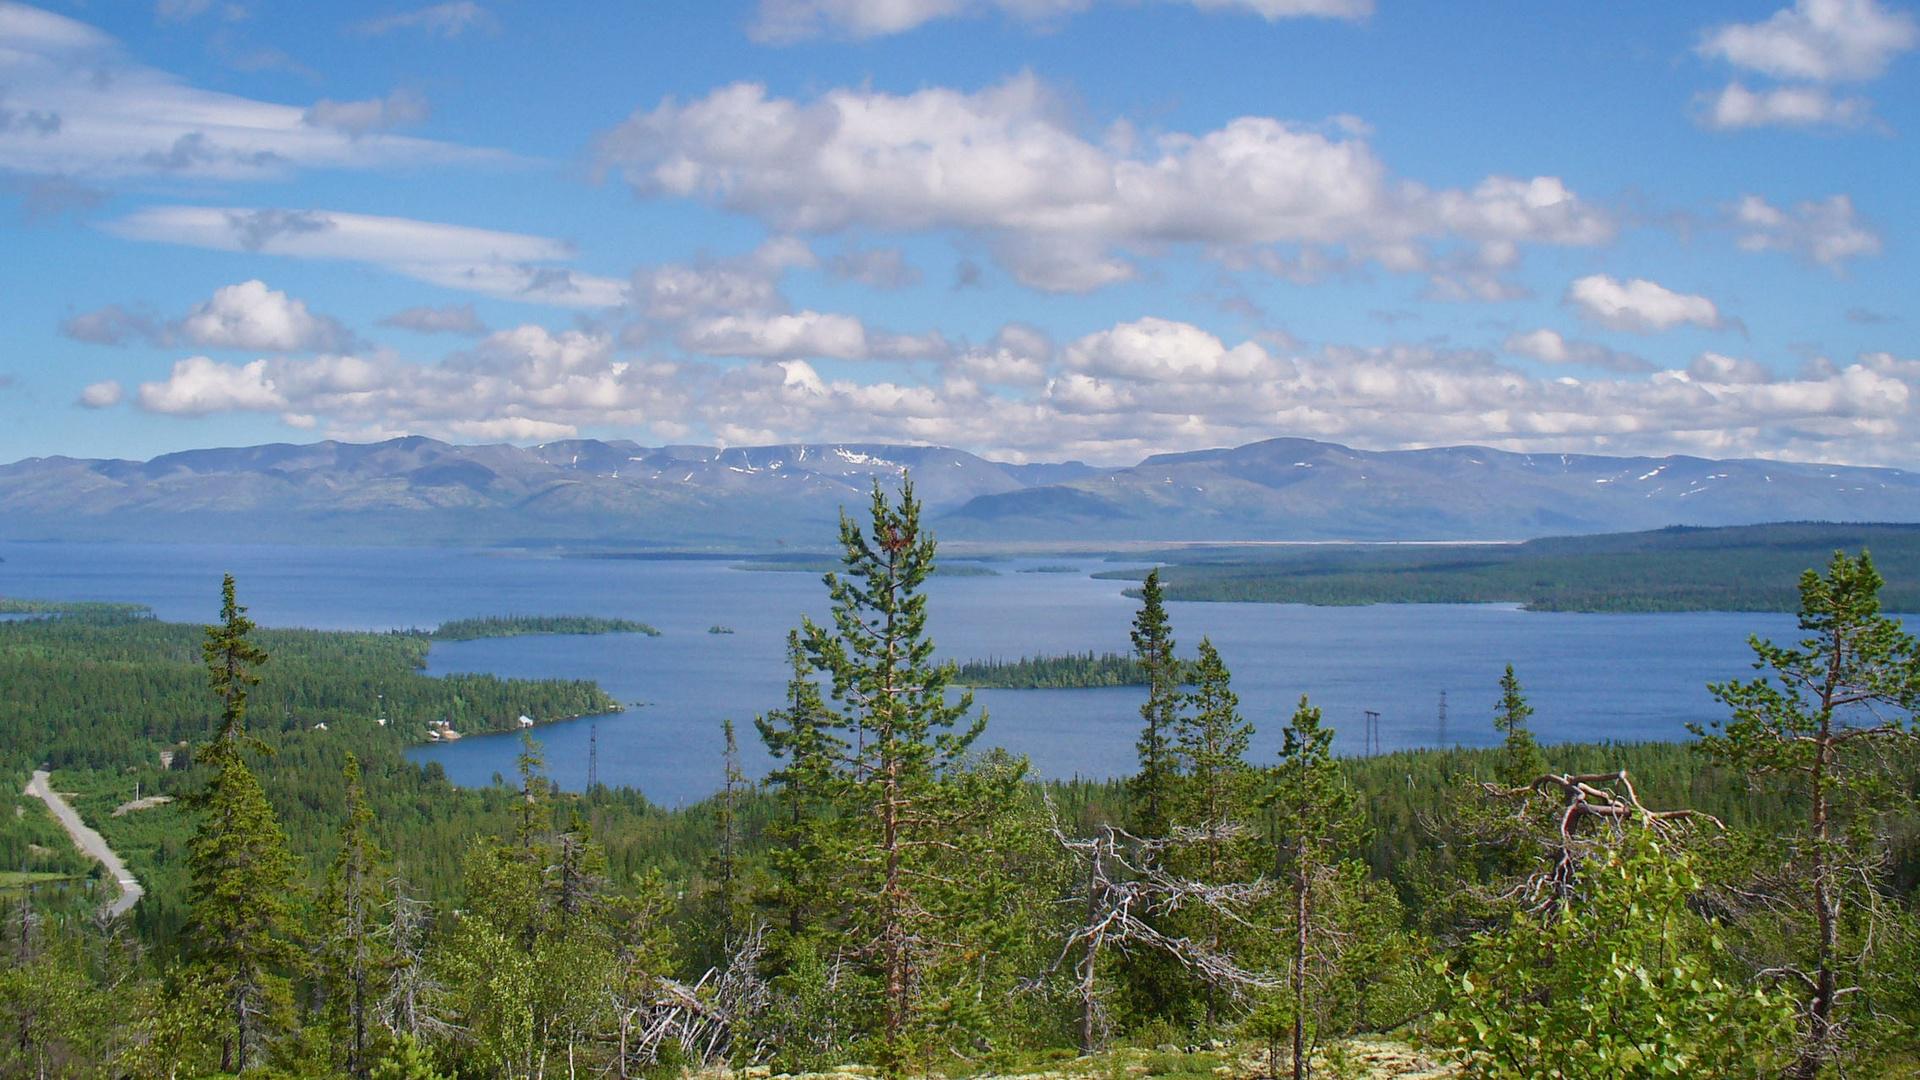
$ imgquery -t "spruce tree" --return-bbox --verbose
[756,631,842,938]
[1265,696,1367,1080]
[1129,570,1180,837]
[1492,665,1546,787]
[188,574,302,1073]
[318,753,389,1079]
[1171,638,1259,881]
[705,717,751,952]
[1169,637,1259,1027]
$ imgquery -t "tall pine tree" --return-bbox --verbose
[188,574,302,1073]
[1694,550,1920,1078]
[799,478,1021,1068]
[1129,570,1181,837]
[318,753,389,1078]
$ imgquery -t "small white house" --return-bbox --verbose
[517,714,535,728]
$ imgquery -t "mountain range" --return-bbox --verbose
[2,435,1916,548]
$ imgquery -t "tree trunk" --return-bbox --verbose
[1080,847,1099,1055]
[1292,862,1309,1080]
[1789,724,1839,1080]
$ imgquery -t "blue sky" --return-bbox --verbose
[1,0,1915,465]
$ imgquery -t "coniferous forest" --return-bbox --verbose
[2,484,1918,1078]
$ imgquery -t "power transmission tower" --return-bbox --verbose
[1436,690,1448,746]
[1363,709,1382,756]
[586,722,599,791]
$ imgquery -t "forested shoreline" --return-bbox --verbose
[1108,521,1920,612]
[0,495,1916,1078]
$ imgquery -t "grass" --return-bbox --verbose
[0,870,80,889]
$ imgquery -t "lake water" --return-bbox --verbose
[0,540,1798,807]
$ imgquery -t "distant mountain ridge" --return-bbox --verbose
[2,435,1916,547]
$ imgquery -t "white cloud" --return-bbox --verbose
[130,325,688,442]
[947,323,1052,386]
[750,0,1369,43]
[137,356,285,415]
[303,90,430,137]
[1698,0,1918,82]
[350,2,498,38]
[1733,193,1882,267]
[1565,275,1722,333]
[1687,351,1776,384]
[0,5,497,183]
[103,309,1920,469]
[1063,317,1276,382]
[596,75,1611,294]
[628,238,810,322]
[77,380,123,408]
[62,280,353,352]
[103,206,626,309]
[176,280,353,352]
[1504,329,1654,374]
[680,311,872,360]
[1694,82,1873,128]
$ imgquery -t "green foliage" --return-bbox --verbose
[755,630,844,941]
[369,1034,450,1080]
[955,650,1156,688]
[0,596,153,618]
[1106,522,1920,612]
[188,575,305,1072]
[1493,665,1546,787]
[1129,569,1181,839]
[1429,830,1797,1079]
[1692,549,1920,1076]
[795,480,1031,1067]
[429,614,661,640]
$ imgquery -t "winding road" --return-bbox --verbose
[24,770,143,918]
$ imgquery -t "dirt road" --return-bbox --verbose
[24,770,143,918]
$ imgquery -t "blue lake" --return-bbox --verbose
[0,541,1796,807]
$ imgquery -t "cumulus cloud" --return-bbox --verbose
[137,356,285,415]
[303,90,430,137]
[351,2,498,38]
[1698,0,1918,82]
[628,238,810,322]
[1687,351,1776,384]
[100,309,1920,468]
[129,325,688,443]
[176,280,354,352]
[1733,193,1882,267]
[1503,329,1655,374]
[680,311,873,360]
[750,0,1370,43]
[77,380,124,408]
[0,6,499,183]
[103,206,625,308]
[1063,317,1275,382]
[62,281,353,352]
[1693,82,1873,128]
[1565,275,1722,333]
[379,303,488,335]
[595,75,1611,294]
[947,323,1052,386]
